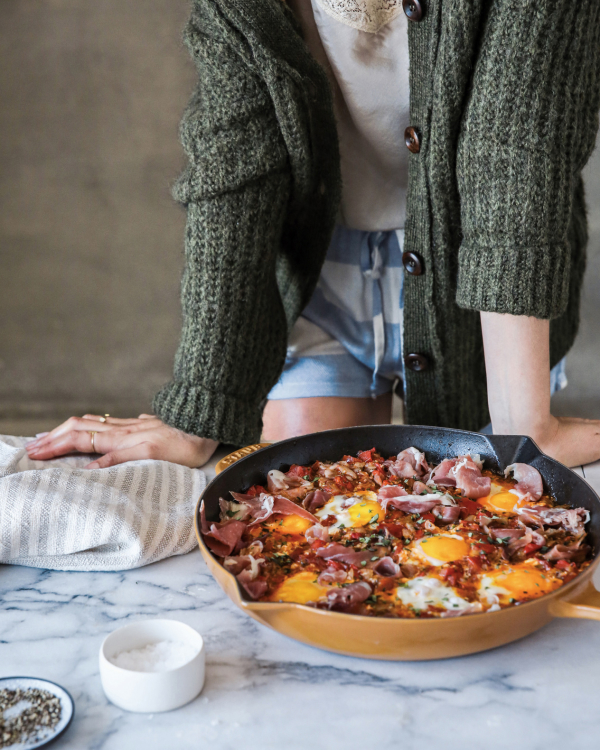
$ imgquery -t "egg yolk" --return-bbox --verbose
[418,535,470,562]
[270,572,329,604]
[266,514,313,535]
[480,491,521,513]
[346,500,384,527]
[487,566,559,600]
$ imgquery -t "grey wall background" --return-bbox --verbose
[0,0,598,435]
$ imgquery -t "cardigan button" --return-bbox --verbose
[404,126,420,153]
[402,251,424,276]
[405,353,430,372]
[402,0,424,21]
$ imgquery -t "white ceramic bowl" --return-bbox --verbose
[99,619,205,713]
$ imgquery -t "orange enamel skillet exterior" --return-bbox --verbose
[195,426,600,660]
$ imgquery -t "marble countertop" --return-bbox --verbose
[2,453,600,750]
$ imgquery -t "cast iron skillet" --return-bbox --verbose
[195,425,600,660]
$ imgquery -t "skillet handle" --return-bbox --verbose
[549,581,600,621]
[215,443,271,475]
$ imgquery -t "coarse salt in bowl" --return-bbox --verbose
[99,619,205,713]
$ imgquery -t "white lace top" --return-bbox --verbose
[289,0,410,231]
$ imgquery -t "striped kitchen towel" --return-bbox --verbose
[0,435,205,571]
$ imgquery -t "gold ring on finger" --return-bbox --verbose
[89,431,97,452]
[99,413,110,423]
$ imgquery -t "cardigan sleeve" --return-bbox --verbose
[455,0,600,319]
[152,2,292,446]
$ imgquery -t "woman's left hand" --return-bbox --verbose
[25,414,219,469]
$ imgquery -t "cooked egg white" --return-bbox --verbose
[315,491,384,529]
[269,571,329,604]
[478,564,560,605]
[411,534,471,566]
[396,576,475,613]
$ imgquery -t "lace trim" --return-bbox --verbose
[314,0,404,34]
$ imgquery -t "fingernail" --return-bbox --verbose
[86,462,99,470]
[35,432,49,438]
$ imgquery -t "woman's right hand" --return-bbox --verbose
[25,414,219,469]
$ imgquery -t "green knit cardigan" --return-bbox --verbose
[153,0,600,446]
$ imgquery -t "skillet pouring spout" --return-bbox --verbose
[196,425,600,660]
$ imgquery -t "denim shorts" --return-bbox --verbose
[268,225,567,402]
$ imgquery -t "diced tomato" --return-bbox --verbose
[421,512,435,523]
[465,556,482,572]
[310,540,325,550]
[350,532,361,540]
[328,560,345,571]
[522,542,543,555]
[246,484,267,497]
[334,475,354,492]
[414,528,424,540]
[555,559,573,570]
[320,515,338,527]
[441,564,461,587]
[358,448,376,462]
[475,542,496,554]
[459,498,481,517]
[381,523,405,539]
[287,464,311,479]
[372,468,385,483]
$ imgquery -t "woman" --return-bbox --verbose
[27,0,600,469]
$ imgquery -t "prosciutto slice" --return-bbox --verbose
[506,527,546,556]
[303,489,331,513]
[432,505,461,524]
[237,568,268,600]
[317,566,348,585]
[387,447,430,479]
[504,463,543,501]
[223,554,263,578]
[228,493,318,528]
[305,523,329,544]
[267,469,312,499]
[383,495,440,513]
[427,458,457,487]
[488,527,526,542]
[544,538,590,562]
[228,491,273,521]
[377,485,408,506]
[315,543,373,566]
[200,501,246,557]
[326,582,372,612]
[378,485,456,515]
[412,480,429,495]
[372,556,401,577]
[516,506,589,536]
[451,456,491,499]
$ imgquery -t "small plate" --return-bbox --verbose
[0,677,74,748]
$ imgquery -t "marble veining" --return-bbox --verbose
[1,458,599,750]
